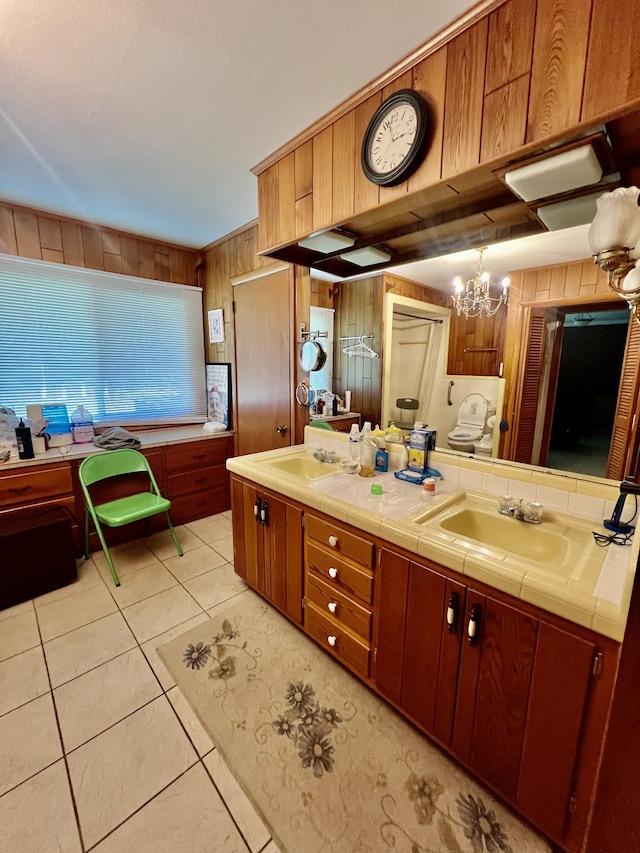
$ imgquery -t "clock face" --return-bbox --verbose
[361,89,429,187]
[367,102,418,176]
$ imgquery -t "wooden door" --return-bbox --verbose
[512,308,547,463]
[607,317,640,479]
[234,268,293,456]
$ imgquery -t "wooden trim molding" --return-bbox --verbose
[230,260,290,286]
[200,218,259,252]
[251,0,506,176]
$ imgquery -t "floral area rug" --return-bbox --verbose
[158,591,552,853]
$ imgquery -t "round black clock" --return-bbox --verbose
[361,89,430,187]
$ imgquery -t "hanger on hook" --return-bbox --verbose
[341,335,379,359]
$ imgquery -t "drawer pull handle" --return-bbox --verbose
[328,567,338,579]
[328,535,338,547]
[8,486,32,494]
[328,601,337,614]
[327,635,337,647]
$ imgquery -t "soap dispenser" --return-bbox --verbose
[348,423,361,464]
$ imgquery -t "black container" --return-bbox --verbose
[15,419,34,459]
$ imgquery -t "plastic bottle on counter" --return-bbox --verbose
[348,423,361,464]
[375,440,389,473]
[70,406,95,444]
[15,418,35,459]
[358,424,376,478]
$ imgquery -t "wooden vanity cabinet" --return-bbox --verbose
[165,436,232,524]
[304,512,374,680]
[230,475,303,624]
[373,545,617,850]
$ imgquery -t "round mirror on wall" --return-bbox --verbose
[299,339,327,373]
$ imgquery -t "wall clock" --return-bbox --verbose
[361,89,430,187]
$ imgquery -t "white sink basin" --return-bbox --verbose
[258,454,340,480]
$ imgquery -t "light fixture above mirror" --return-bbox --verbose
[588,186,640,319]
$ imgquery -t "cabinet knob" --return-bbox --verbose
[328,601,337,613]
[276,424,288,435]
[328,535,338,547]
[446,591,459,634]
[327,635,337,647]
[328,567,338,579]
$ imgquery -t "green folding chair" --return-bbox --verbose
[79,448,183,586]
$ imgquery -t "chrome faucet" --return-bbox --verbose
[498,495,543,524]
[313,447,337,463]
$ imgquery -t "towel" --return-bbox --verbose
[93,427,141,450]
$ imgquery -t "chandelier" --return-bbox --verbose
[452,248,510,319]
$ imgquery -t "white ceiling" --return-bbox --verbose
[0,0,593,284]
[0,0,475,248]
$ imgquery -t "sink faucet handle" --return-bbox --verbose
[524,501,543,522]
[498,494,514,513]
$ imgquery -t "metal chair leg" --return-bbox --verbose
[165,513,183,557]
[89,513,121,587]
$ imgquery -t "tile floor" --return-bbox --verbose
[0,511,281,853]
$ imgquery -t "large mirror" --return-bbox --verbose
[328,223,635,484]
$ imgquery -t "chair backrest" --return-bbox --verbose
[395,397,420,413]
[79,448,157,491]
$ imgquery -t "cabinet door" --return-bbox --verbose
[374,549,465,745]
[453,590,595,841]
[263,494,303,625]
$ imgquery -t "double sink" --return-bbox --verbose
[255,449,594,578]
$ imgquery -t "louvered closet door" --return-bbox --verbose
[607,317,640,480]
[513,308,546,464]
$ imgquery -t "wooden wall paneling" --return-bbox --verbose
[485,0,535,94]
[293,265,311,444]
[278,153,296,246]
[549,265,567,300]
[332,110,356,223]
[378,71,414,205]
[103,251,122,274]
[14,209,42,259]
[408,46,448,193]
[101,231,121,256]
[0,206,18,254]
[563,262,582,297]
[38,217,63,252]
[481,74,530,161]
[294,140,314,239]
[257,163,280,253]
[60,222,85,267]
[312,126,333,233]
[526,0,591,144]
[442,19,488,179]
[310,279,334,309]
[354,93,382,215]
[81,226,104,270]
[582,0,640,122]
[153,249,171,282]
[136,240,155,279]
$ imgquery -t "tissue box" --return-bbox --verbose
[407,428,436,475]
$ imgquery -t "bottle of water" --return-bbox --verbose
[358,424,376,478]
[348,423,360,464]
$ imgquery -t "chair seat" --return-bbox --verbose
[95,493,171,527]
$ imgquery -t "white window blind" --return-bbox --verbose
[309,306,334,394]
[0,253,207,425]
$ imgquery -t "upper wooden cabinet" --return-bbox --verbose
[253,0,640,276]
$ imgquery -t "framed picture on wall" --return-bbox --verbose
[205,363,232,429]
[208,309,225,343]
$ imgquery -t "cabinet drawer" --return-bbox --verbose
[166,464,228,498]
[306,602,370,679]
[169,483,230,525]
[0,465,73,508]
[306,514,374,568]
[164,438,232,473]
[306,572,371,641]
[306,541,373,604]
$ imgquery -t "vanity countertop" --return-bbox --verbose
[227,442,636,643]
[1,425,233,471]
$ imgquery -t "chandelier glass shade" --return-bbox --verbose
[452,248,510,320]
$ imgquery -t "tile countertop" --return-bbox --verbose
[1,425,233,471]
[227,439,638,643]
